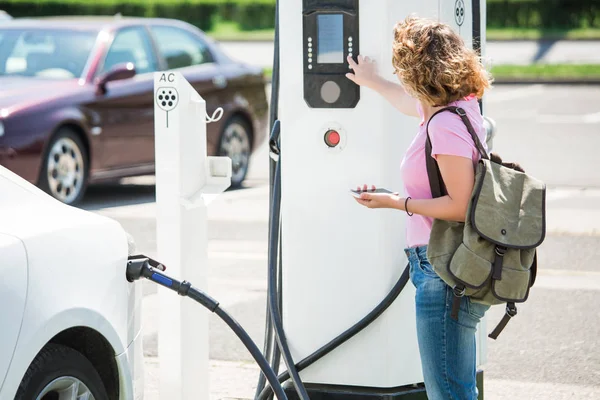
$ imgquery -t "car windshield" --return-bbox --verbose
[0,28,98,79]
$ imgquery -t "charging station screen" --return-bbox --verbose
[317,14,344,64]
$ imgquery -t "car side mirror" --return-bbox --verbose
[95,62,136,95]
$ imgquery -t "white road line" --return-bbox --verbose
[486,84,545,103]
[537,111,600,124]
[534,274,600,291]
[209,251,267,261]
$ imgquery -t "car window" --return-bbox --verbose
[100,27,157,75]
[149,26,214,70]
[0,29,97,79]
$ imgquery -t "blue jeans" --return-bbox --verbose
[405,245,489,400]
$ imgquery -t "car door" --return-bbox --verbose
[86,26,158,173]
[148,25,223,151]
[0,233,28,390]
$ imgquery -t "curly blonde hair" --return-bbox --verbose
[392,16,492,106]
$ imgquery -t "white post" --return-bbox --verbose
[154,71,232,400]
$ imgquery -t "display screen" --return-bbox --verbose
[317,14,344,64]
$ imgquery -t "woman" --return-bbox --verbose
[347,16,493,400]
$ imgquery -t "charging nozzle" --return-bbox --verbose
[126,255,167,283]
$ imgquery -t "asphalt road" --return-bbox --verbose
[218,40,600,69]
[85,84,600,399]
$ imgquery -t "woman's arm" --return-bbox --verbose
[346,55,419,117]
[355,154,475,222]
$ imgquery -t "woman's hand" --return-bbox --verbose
[345,55,419,117]
[353,184,402,210]
[346,55,383,89]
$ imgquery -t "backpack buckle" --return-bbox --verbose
[495,246,507,256]
[453,286,466,297]
[456,107,467,117]
[506,303,517,317]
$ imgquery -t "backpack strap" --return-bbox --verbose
[425,106,489,199]
[488,302,517,340]
[425,106,491,323]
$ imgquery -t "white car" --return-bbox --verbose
[0,165,143,399]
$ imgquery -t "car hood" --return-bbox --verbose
[0,77,82,111]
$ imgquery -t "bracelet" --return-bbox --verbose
[405,197,414,216]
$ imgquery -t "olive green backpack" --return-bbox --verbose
[425,106,546,340]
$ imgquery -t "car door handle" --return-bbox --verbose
[213,75,227,89]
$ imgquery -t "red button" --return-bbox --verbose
[325,130,340,147]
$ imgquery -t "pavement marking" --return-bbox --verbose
[539,269,600,277]
[537,111,600,125]
[209,251,267,261]
[534,274,600,291]
[547,207,600,236]
[486,84,545,104]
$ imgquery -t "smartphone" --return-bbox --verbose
[350,188,394,198]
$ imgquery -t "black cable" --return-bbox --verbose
[257,265,411,400]
[126,259,288,400]
[256,0,282,395]
[267,160,310,399]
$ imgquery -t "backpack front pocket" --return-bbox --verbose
[448,243,492,290]
[492,267,532,302]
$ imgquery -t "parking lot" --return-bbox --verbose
[84,83,600,399]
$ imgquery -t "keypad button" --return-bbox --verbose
[308,37,312,42]
[348,37,353,42]
[309,58,313,63]
[309,65,313,70]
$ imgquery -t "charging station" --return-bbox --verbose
[272,0,488,397]
[136,2,492,399]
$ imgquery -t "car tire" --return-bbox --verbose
[15,344,109,400]
[38,128,89,205]
[218,116,252,188]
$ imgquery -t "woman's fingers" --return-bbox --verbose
[347,55,358,69]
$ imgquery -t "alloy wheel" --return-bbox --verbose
[220,121,251,186]
[36,376,95,400]
[46,137,85,204]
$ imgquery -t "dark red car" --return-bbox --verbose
[0,16,268,204]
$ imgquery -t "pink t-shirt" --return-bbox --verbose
[400,96,488,248]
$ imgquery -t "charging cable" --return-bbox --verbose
[125,257,289,400]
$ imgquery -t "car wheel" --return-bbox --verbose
[218,116,252,188]
[39,128,89,205]
[15,344,109,400]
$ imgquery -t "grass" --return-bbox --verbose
[207,21,274,41]
[261,65,600,81]
[206,25,600,42]
[490,64,600,80]
[487,28,600,41]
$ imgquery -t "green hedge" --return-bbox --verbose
[487,0,600,29]
[2,0,599,32]
[2,0,278,31]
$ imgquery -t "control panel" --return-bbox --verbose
[303,0,360,108]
